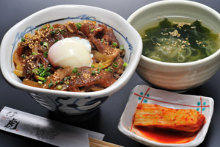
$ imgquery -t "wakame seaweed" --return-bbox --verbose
[141,18,220,63]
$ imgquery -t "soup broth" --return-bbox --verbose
[140,18,220,63]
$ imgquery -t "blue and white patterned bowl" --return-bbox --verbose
[0,5,142,115]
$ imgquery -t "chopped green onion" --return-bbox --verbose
[97,67,102,72]
[46,72,51,77]
[48,81,53,88]
[91,70,96,75]
[64,76,70,81]
[90,28,94,32]
[91,64,95,68]
[43,42,48,48]
[112,62,118,68]
[45,67,51,76]
[60,30,65,34]
[72,67,78,73]
[56,85,63,90]
[21,38,25,42]
[21,54,26,59]
[33,65,51,77]
[50,26,54,30]
[58,28,65,34]
[38,81,43,84]
[32,52,37,55]
[123,62,128,67]
[105,67,113,72]
[39,70,46,77]
[76,23,82,30]
[112,42,118,47]
[38,76,45,81]
[119,45,124,50]
[32,68,39,74]
[43,51,48,58]
[50,30,56,35]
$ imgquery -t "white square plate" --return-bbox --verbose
[118,85,214,147]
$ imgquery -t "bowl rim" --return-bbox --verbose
[0,4,143,98]
[127,0,220,67]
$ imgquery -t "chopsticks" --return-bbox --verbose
[89,138,123,147]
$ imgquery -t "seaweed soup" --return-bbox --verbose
[140,17,220,63]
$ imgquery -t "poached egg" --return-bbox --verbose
[48,37,92,68]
